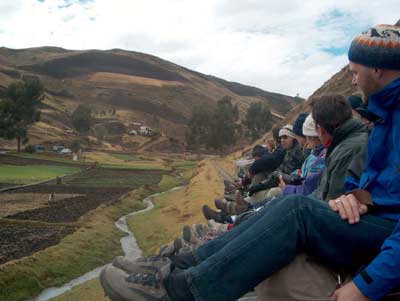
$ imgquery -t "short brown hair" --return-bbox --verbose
[310,94,352,135]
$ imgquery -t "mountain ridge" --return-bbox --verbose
[0,46,302,152]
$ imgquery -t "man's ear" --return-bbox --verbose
[317,125,326,137]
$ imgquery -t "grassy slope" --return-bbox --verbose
[0,188,148,301]
[0,152,200,301]
[0,164,80,184]
[85,152,171,171]
[66,172,161,188]
[128,159,224,255]
[49,278,106,301]
[47,158,224,301]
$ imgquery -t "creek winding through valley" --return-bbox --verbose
[33,186,183,301]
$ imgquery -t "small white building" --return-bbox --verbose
[139,126,154,136]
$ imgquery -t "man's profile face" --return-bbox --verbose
[349,62,380,98]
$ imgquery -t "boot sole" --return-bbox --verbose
[100,267,130,301]
[182,225,191,243]
[100,265,170,301]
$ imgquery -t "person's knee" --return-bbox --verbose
[278,195,314,211]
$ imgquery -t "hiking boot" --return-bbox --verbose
[172,250,198,270]
[112,255,171,275]
[182,225,202,246]
[235,191,249,213]
[202,205,232,224]
[223,180,237,192]
[173,237,183,253]
[173,237,192,253]
[224,192,237,202]
[207,219,228,235]
[193,223,209,238]
[214,198,228,212]
[100,263,171,301]
[159,243,176,258]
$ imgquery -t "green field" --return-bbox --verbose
[108,153,144,161]
[8,152,87,165]
[66,174,162,188]
[0,152,199,301]
[0,164,81,184]
[0,188,148,301]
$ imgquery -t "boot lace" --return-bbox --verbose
[126,272,160,288]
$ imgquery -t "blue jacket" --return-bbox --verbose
[283,145,326,196]
[349,77,400,300]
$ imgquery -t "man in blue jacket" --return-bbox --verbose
[100,24,400,301]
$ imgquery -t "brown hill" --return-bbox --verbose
[238,64,357,157]
[283,65,356,124]
[0,46,301,152]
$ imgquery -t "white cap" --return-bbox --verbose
[302,114,318,137]
[279,125,296,138]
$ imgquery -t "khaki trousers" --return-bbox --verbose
[255,254,339,301]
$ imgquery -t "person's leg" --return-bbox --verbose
[246,187,271,203]
[250,173,266,186]
[186,195,396,301]
[264,186,282,199]
[194,197,281,261]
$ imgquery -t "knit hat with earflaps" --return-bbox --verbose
[348,24,400,70]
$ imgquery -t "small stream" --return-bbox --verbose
[33,186,183,301]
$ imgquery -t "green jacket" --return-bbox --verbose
[314,118,368,201]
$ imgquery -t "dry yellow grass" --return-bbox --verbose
[128,158,226,255]
[49,278,109,301]
[89,72,184,87]
[34,157,228,300]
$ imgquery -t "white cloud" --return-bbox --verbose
[0,0,398,97]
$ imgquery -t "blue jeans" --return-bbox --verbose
[185,195,396,301]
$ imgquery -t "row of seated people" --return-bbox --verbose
[100,93,398,301]
[99,23,400,301]
[203,92,377,227]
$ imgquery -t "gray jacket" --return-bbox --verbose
[314,119,368,201]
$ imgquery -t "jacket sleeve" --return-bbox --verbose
[324,151,356,201]
[249,151,283,175]
[353,221,400,301]
[283,171,323,196]
[344,148,367,192]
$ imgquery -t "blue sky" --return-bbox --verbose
[0,0,398,97]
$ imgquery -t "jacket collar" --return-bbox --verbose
[326,119,366,158]
[368,77,400,122]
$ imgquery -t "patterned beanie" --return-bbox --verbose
[348,24,400,70]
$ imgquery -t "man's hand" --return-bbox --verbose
[329,193,368,224]
[332,281,369,301]
[278,175,286,189]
